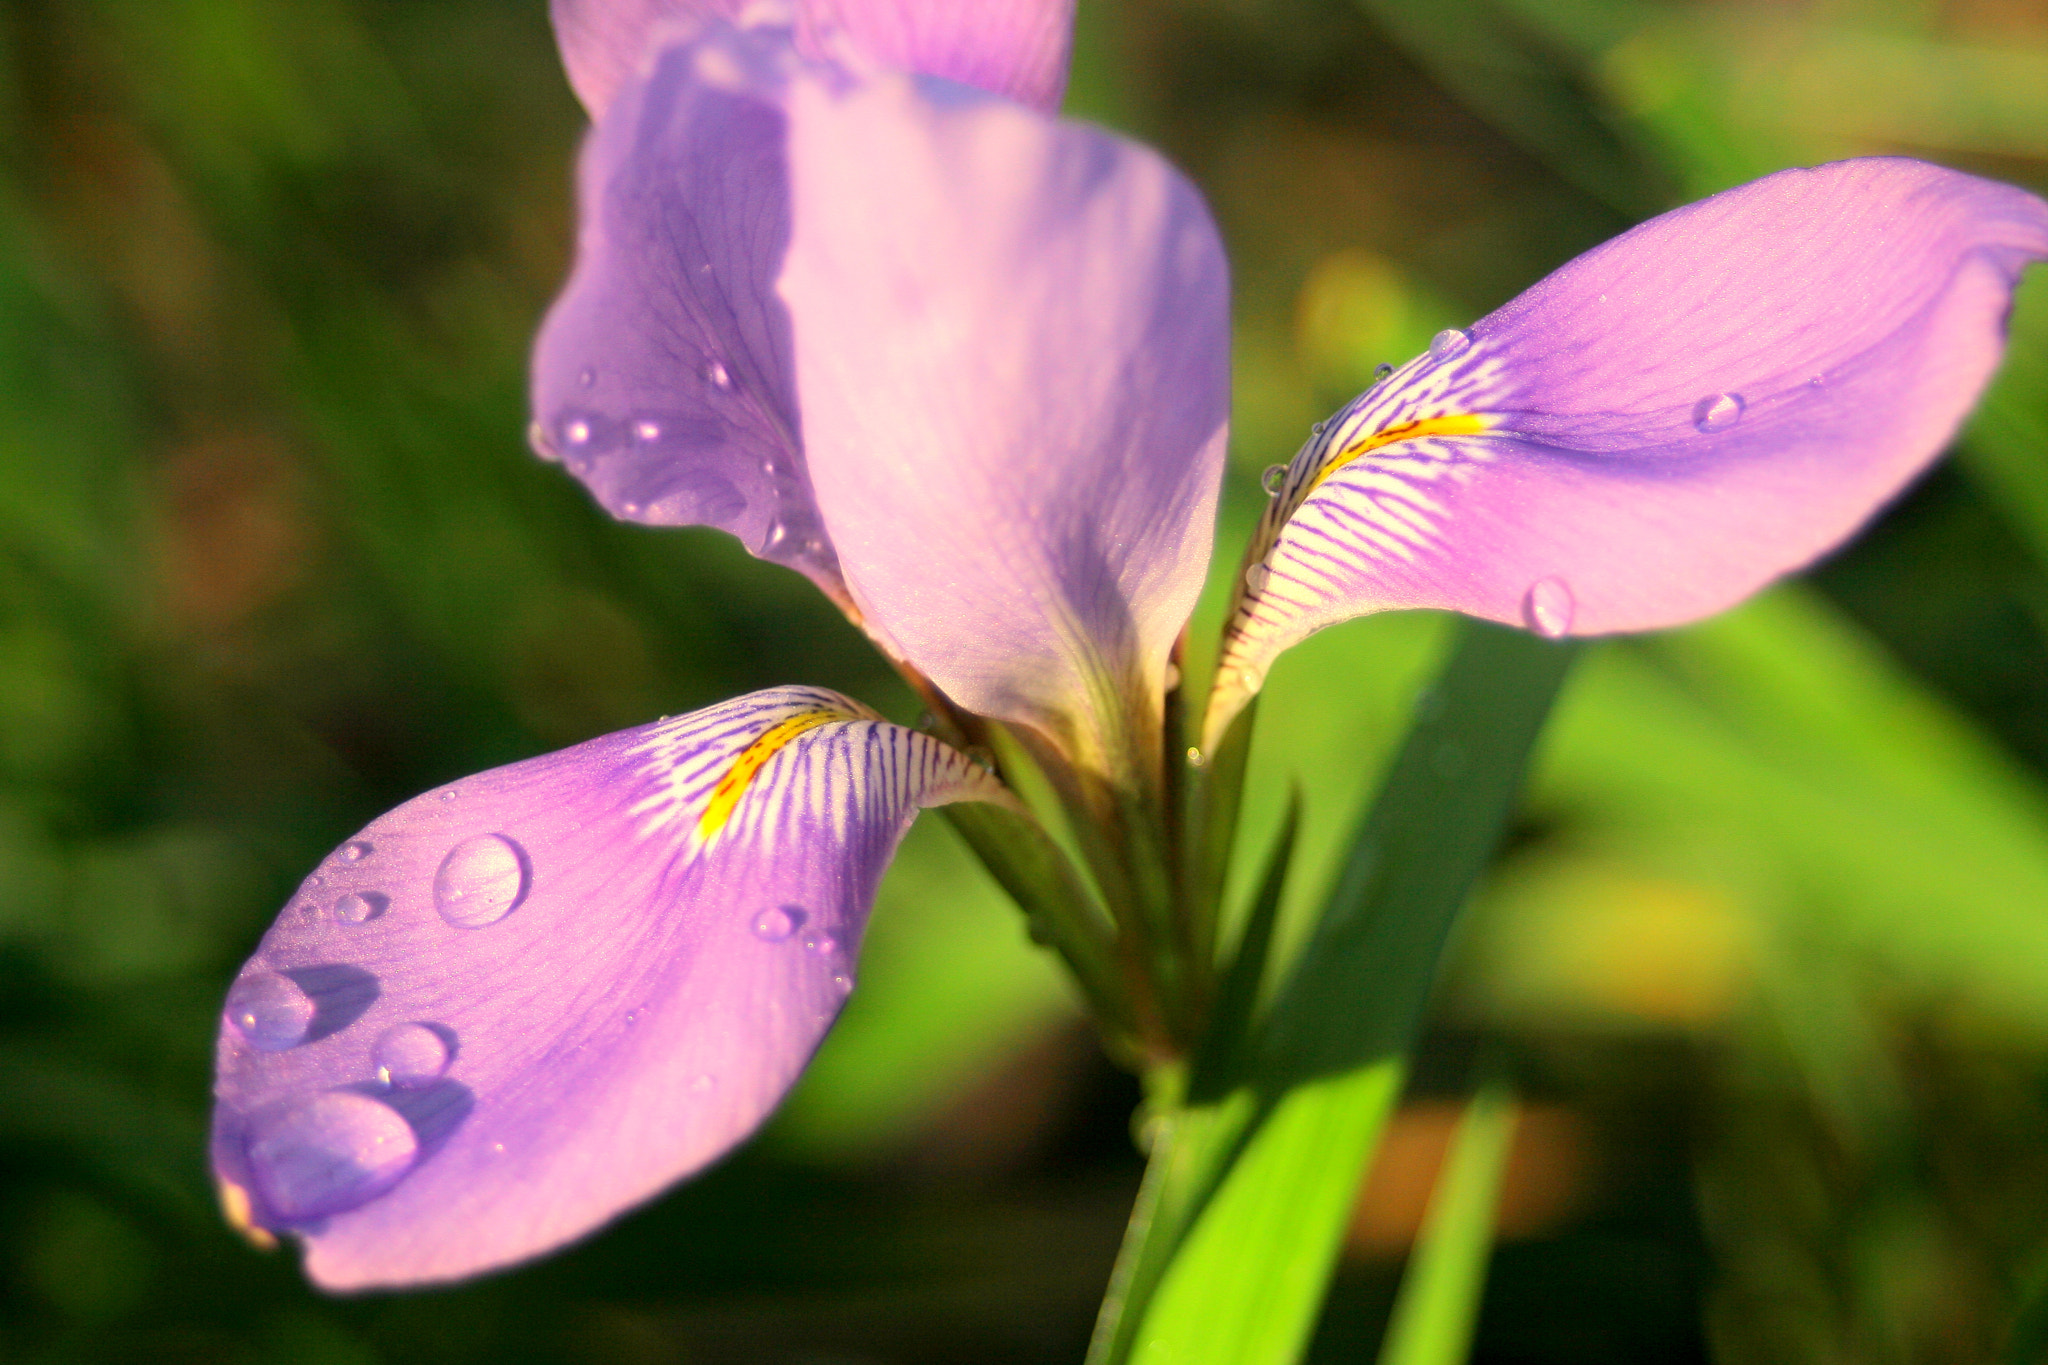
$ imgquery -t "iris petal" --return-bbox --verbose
[1208,158,2048,747]
[783,70,1229,760]
[550,0,1075,121]
[211,687,1004,1288]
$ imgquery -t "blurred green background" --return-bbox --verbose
[3,0,2048,1360]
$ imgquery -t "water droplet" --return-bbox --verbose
[1235,664,1265,693]
[703,358,733,391]
[1244,562,1271,594]
[1261,464,1287,495]
[577,366,596,389]
[306,874,324,888]
[374,1023,451,1089]
[1311,420,1327,436]
[1692,391,1745,433]
[1163,661,1182,691]
[1808,374,1825,388]
[621,500,642,516]
[1428,328,1471,362]
[689,1074,717,1094]
[1374,362,1394,382]
[762,520,789,551]
[332,892,385,925]
[225,973,315,1051]
[752,904,805,942]
[623,1009,640,1027]
[433,833,531,929]
[830,973,852,996]
[244,1091,418,1221]
[564,417,592,446]
[802,930,840,957]
[340,841,372,863]
[1521,577,1576,638]
[632,418,662,443]
[439,789,458,803]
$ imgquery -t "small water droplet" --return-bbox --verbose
[433,833,531,929]
[1311,420,1327,436]
[564,417,592,446]
[830,973,852,996]
[803,930,840,957]
[1692,391,1745,433]
[244,1091,418,1222]
[306,874,324,888]
[332,891,385,925]
[225,973,316,1051]
[752,905,805,942]
[1809,374,1825,388]
[1261,464,1287,495]
[632,418,662,443]
[762,520,789,551]
[577,366,596,389]
[1236,664,1265,693]
[340,841,372,863]
[1521,576,1576,638]
[689,1074,717,1094]
[1428,328,1471,362]
[1374,362,1394,382]
[621,500,642,516]
[623,1009,640,1027]
[1244,562,1271,594]
[1163,661,1182,691]
[374,1023,451,1089]
[439,789,458,803]
[703,358,733,390]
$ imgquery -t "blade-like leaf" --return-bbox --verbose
[1091,621,1576,1364]
[1377,1081,1516,1365]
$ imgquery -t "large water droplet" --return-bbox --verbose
[225,973,316,1051]
[332,892,385,925]
[433,834,530,929]
[374,1023,452,1089]
[243,1091,418,1221]
[1261,464,1287,496]
[340,841,372,863]
[1428,328,1472,362]
[1692,392,1745,432]
[752,904,805,942]
[1522,577,1576,638]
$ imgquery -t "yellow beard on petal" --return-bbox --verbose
[696,710,845,842]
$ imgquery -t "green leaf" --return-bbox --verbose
[1377,1081,1516,1365]
[1091,621,1577,1365]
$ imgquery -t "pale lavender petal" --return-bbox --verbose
[782,73,1229,757]
[550,0,1074,119]
[212,687,1003,1289]
[529,26,845,597]
[1208,158,2048,746]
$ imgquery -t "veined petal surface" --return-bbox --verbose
[1209,158,2048,747]
[783,72,1230,758]
[212,687,1003,1289]
[530,26,847,598]
[550,0,1075,120]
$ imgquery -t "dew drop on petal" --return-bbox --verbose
[802,930,840,957]
[1428,328,1472,362]
[1374,362,1394,382]
[1244,562,1271,594]
[703,358,733,391]
[762,520,789,552]
[374,1023,452,1089]
[340,841,372,863]
[439,789,458,803]
[1260,464,1287,496]
[1310,421,1327,436]
[433,833,530,929]
[752,904,805,942]
[1522,576,1576,638]
[244,1091,418,1222]
[225,973,316,1051]
[332,891,384,925]
[632,418,662,444]
[1163,661,1182,691]
[1692,392,1745,433]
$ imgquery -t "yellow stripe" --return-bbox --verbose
[697,710,842,840]
[1309,413,1492,493]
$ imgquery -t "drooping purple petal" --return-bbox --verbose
[1207,158,2048,747]
[550,0,1075,121]
[530,26,847,599]
[212,687,1004,1289]
[781,71,1229,759]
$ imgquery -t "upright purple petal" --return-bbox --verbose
[212,687,1004,1289]
[530,26,845,598]
[550,0,1075,120]
[1207,158,2048,747]
[781,73,1230,759]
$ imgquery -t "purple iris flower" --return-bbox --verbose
[211,0,2048,1291]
